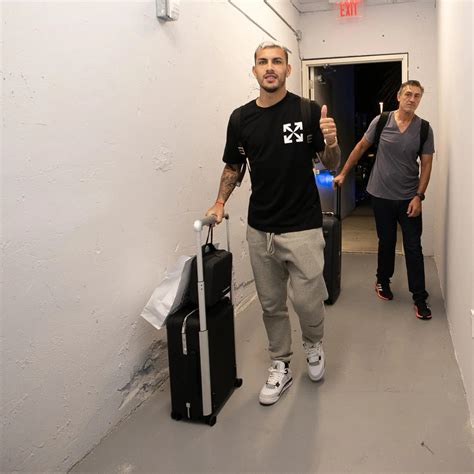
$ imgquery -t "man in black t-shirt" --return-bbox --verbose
[206,42,341,406]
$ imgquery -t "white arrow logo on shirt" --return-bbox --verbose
[283,121,303,144]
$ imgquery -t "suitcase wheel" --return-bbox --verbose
[234,378,243,388]
[206,415,217,427]
[171,411,182,421]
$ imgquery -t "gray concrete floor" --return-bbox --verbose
[72,254,473,473]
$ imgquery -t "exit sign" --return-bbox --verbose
[338,0,361,17]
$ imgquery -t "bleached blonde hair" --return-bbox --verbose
[254,41,290,64]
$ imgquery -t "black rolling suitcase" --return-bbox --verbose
[166,214,242,426]
[317,173,342,305]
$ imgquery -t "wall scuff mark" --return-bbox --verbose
[153,147,173,172]
[118,340,169,411]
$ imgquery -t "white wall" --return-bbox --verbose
[300,0,438,256]
[0,1,301,471]
[436,0,473,425]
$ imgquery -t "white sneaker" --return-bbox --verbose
[303,341,325,381]
[258,360,293,406]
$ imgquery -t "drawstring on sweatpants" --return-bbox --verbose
[266,232,275,255]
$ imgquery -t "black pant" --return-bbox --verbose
[371,196,428,303]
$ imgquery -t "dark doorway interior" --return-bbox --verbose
[313,61,402,216]
[312,59,403,254]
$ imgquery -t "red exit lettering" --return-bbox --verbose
[339,0,359,17]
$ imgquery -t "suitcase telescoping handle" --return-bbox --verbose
[333,179,341,220]
[193,213,231,418]
[193,213,231,331]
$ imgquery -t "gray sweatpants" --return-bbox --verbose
[246,225,328,362]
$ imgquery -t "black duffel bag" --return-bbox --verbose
[188,227,232,307]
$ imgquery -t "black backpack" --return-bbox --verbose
[374,111,429,157]
[231,97,313,186]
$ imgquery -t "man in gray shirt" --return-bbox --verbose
[334,80,434,319]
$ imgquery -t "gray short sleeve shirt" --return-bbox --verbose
[364,112,435,200]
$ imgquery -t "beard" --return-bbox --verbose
[261,84,280,93]
[260,76,285,93]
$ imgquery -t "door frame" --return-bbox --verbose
[301,53,408,100]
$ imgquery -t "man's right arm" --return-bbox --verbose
[206,163,241,224]
[333,137,372,188]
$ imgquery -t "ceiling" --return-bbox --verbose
[291,0,425,13]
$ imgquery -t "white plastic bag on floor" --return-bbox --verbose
[141,255,193,329]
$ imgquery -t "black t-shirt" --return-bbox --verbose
[223,92,325,233]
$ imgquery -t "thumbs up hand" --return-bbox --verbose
[320,105,337,147]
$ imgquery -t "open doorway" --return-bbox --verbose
[302,54,407,254]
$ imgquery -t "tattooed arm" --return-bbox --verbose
[320,142,341,171]
[206,163,241,224]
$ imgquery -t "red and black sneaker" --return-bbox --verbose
[375,281,393,301]
[414,301,432,320]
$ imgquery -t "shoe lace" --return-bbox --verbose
[266,367,286,387]
[304,341,322,360]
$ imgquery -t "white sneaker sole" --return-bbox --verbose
[259,378,293,406]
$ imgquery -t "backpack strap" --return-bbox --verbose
[301,97,324,166]
[374,111,390,150]
[230,106,247,187]
[418,119,429,157]
[300,97,313,143]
